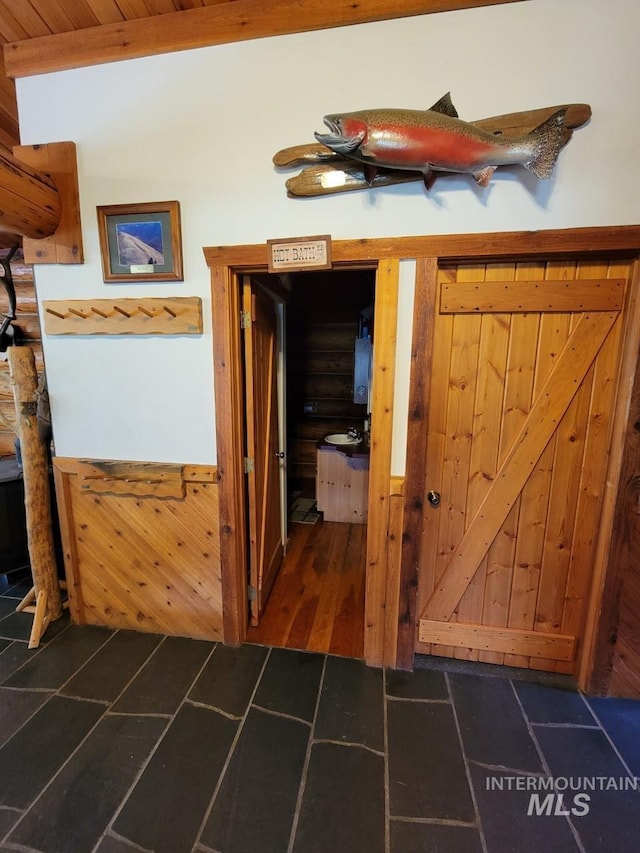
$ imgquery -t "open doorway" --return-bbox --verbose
[246,268,375,658]
[207,243,400,668]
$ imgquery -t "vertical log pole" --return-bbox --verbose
[9,346,62,623]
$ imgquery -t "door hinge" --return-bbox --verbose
[241,310,252,329]
[244,456,254,473]
[248,584,257,601]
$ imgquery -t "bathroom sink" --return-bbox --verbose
[324,433,362,446]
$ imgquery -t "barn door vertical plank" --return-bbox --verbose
[532,338,592,672]
[555,259,625,673]
[468,263,512,663]
[438,268,482,658]
[448,266,483,660]
[456,263,511,661]
[530,268,584,672]
[484,263,541,663]
[504,260,567,667]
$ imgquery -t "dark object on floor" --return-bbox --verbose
[289,496,320,524]
[0,457,28,576]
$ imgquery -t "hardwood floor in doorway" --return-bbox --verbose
[246,519,366,659]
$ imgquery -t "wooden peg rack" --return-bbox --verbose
[42,296,202,335]
[76,460,186,498]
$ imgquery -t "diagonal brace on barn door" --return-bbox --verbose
[423,311,618,623]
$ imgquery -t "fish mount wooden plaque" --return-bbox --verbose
[274,102,591,198]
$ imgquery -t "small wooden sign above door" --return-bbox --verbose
[267,235,331,273]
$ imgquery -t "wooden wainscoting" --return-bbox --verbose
[384,476,405,667]
[53,457,223,641]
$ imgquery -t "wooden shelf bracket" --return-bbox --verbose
[12,142,84,265]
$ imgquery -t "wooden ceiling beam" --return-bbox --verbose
[3,0,525,78]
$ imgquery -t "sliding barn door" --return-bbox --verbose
[416,258,632,673]
[243,277,284,626]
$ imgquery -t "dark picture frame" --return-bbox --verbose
[97,201,183,282]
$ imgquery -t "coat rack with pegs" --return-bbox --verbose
[42,296,202,335]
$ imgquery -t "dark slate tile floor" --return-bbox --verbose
[1,572,640,853]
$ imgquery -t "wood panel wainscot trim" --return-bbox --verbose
[384,478,406,667]
[52,457,223,641]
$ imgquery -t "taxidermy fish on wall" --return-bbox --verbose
[315,93,566,189]
[273,94,591,198]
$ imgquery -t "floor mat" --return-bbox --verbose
[289,495,320,524]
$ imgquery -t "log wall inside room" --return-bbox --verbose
[286,270,374,490]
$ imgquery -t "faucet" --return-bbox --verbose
[348,427,362,441]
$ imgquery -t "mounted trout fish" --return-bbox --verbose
[314,93,567,189]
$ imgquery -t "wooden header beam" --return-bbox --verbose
[3,0,525,79]
[204,226,640,269]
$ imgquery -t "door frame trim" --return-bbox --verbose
[204,226,640,673]
[206,243,397,665]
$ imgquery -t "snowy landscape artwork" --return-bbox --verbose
[116,220,165,266]
[97,201,182,281]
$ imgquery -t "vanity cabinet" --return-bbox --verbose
[316,445,369,524]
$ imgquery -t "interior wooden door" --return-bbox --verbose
[243,276,284,626]
[415,258,632,673]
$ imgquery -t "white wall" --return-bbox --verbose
[15,0,640,467]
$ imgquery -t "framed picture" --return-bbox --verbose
[97,201,183,282]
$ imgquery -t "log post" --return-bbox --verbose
[9,346,62,637]
[0,142,83,265]
[0,149,61,239]
[13,142,84,265]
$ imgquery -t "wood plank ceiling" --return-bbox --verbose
[0,0,521,250]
